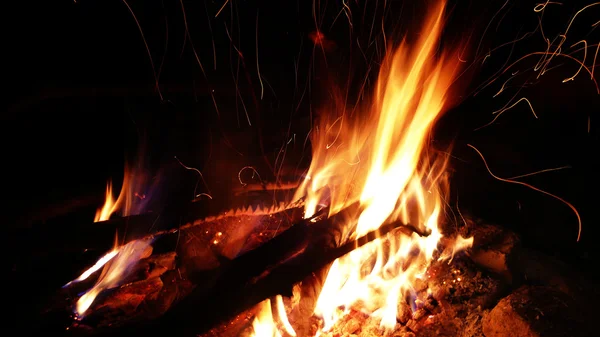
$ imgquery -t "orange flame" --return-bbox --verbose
[250,296,297,337]
[94,166,148,222]
[293,0,473,332]
[94,182,119,222]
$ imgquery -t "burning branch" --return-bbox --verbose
[84,202,433,336]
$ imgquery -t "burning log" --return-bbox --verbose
[232,181,301,196]
[119,252,177,285]
[151,208,426,334]
[64,201,427,336]
[30,196,304,261]
[52,200,596,337]
[87,277,164,323]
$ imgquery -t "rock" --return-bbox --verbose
[463,222,520,281]
[482,286,590,337]
[509,247,600,301]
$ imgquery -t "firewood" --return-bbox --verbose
[30,196,304,258]
[91,203,425,336]
[94,277,163,312]
[64,200,445,336]
[119,252,177,285]
[75,268,194,330]
[232,181,301,195]
[57,210,300,333]
[84,277,164,327]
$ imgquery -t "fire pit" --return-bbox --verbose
[9,0,599,337]
[47,205,596,337]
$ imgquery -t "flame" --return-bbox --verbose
[94,182,118,222]
[293,0,472,332]
[66,165,155,316]
[75,239,152,316]
[63,234,120,288]
[67,169,142,290]
[94,166,149,222]
[250,296,296,337]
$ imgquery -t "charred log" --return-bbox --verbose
[70,202,425,336]
[26,195,304,263]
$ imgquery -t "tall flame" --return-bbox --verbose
[293,0,471,332]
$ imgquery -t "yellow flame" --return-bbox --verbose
[94,182,118,222]
[250,296,296,337]
[75,239,152,316]
[63,234,120,288]
[275,295,296,337]
[94,166,148,222]
[293,0,473,332]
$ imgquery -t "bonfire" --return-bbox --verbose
[33,1,598,337]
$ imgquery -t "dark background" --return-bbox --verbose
[4,0,599,333]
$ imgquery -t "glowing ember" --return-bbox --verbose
[292,0,472,333]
